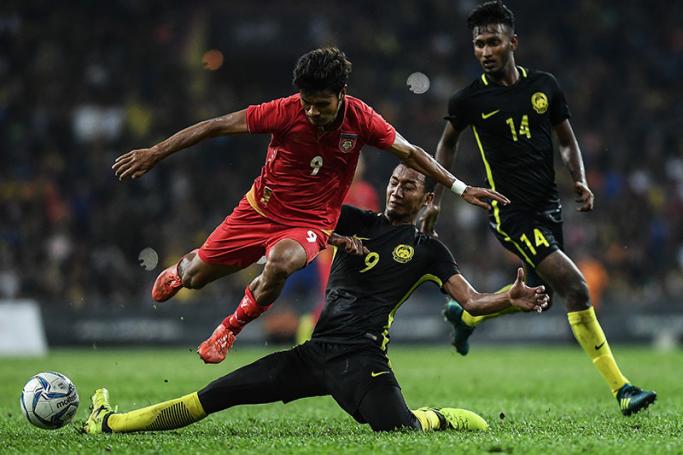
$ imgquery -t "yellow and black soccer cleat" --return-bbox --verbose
[616,383,656,416]
[419,407,489,431]
[443,299,475,356]
[82,388,115,434]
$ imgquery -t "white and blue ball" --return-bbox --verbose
[20,372,79,429]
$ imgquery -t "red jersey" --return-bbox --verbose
[245,94,395,232]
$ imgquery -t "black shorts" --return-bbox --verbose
[199,340,399,423]
[283,341,399,422]
[488,205,563,286]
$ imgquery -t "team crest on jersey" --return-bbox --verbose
[531,92,548,114]
[339,133,358,153]
[392,244,414,263]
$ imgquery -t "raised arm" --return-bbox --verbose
[443,268,548,316]
[387,131,509,210]
[419,122,463,235]
[554,119,594,212]
[113,109,248,180]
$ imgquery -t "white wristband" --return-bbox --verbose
[450,179,468,196]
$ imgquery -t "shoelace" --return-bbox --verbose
[216,334,228,351]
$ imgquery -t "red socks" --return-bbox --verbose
[222,287,271,335]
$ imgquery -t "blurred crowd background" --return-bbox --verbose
[1,0,681,316]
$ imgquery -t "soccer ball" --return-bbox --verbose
[20,372,79,429]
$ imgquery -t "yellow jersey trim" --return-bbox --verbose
[519,66,527,78]
[245,185,267,217]
[480,73,489,86]
[245,185,333,236]
[471,126,535,267]
[380,274,443,351]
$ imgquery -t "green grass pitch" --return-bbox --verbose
[1,346,681,454]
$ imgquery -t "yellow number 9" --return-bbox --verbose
[360,252,379,273]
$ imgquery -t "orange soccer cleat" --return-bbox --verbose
[151,264,183,302]
[197,323,236,364]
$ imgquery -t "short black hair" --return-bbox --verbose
[467,1,515,32]
[292,47,352,94]
[394,163,435,193]
[423,174,436,193]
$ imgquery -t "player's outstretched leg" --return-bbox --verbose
[82,388,206,434]
[538,250,656,415]
[566,305,659,414]
[152,249,240,303]
[357,384,489,432]
[197,239,308,363]
[412,407,489,432]
[197,286,271,363]
[443,284,518,356]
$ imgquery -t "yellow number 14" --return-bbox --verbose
[506,115,531,142]
[520,229,550,256]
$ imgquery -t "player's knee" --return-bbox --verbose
[565,278,590,309]
[179,268,206,290]
[181,275,203,290]
[263,255,303,282]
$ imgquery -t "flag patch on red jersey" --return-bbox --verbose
[339,133,358,153]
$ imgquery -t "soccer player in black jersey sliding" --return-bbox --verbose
[83,164,549,435]
[420,1,655,415]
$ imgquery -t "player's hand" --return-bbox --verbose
[575,181,594,212]
[418,203,440,238]
[507,267,549,312]
[112,147,161,181]
[461,186,510,210]
[328,234,370,256]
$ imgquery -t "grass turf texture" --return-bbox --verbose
[1,346,681,454]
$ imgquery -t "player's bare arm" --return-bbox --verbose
[554,119,594,212]
[419,122,464,236]
[444,267,548,315]
[387,131,509,210]
[327,233,369,256]
[112,109,248,180]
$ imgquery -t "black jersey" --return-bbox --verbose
[446,67,571,210]
[312,205,460,349]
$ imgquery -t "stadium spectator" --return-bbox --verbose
[0,1,680,310]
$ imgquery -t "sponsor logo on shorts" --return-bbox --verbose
[306,230,317,243]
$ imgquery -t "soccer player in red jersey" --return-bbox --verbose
[112,47,508,364]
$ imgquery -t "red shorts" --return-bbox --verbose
[197,198,330,268]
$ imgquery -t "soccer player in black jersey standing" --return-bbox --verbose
[83,164,549,435]
[421,1,656,416]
